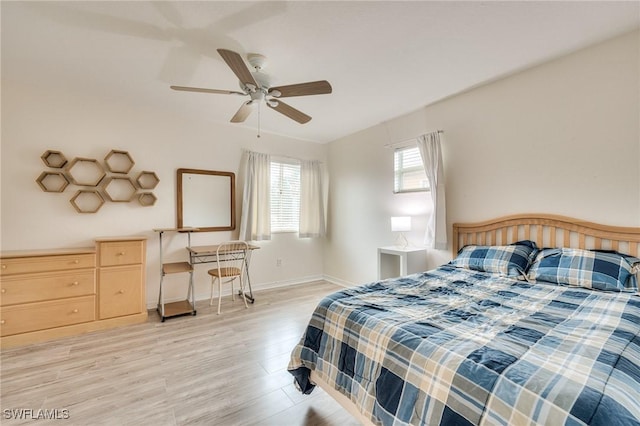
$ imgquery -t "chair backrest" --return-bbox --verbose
[215,241,249,278]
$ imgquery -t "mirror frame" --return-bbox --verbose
[176,168,236,232]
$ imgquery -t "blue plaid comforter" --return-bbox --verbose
[288,266,640,425]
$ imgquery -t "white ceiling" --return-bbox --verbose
[2,1,639,143]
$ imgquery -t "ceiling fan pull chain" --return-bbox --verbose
[257,101,261,138]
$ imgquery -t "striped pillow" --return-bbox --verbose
[527,248,640,292]
[450,241,538,278]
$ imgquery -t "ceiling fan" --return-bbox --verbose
[170,48,332,127]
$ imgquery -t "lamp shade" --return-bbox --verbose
[391,216,411,232]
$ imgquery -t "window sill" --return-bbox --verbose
[393,189,429,194]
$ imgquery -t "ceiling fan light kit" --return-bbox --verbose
[170,48,332,136]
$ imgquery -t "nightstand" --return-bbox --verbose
[377,246,428,280]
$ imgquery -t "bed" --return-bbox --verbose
[288,214,640,425]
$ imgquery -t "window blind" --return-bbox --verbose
[270,161,301,232]
[394,146,429,193]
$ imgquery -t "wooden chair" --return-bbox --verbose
[207,241,249,314]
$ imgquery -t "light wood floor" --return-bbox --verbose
[1,281,360,425]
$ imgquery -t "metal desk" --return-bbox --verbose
[187,243,260,303]
[153,227,198,322]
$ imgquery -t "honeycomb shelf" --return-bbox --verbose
[136,171,160,190]
[102,176,137,202]
[36,149,160,213]
[138,192,157,207]
[36,171,70,193]
[70,189,105,213]
[104,150,135,174]
[41,150,68,168]
[66,158,106,187]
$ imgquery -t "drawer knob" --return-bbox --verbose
[1,320,5,325]
[1,265,6,269]
[118,289,125,294]
[71,281,79,286]
[73,260,80,264]
[118,252,126,256]
[72,309,79,313]
[1,288,5,293]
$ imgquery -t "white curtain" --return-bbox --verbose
[417,132,447,249]
[239,151,271,241]
[299,160,326,238]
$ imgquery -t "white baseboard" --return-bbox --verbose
[322,274,356,288]
[146,274,325,309]
[252,274,325,292]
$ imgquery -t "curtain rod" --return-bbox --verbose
[242,149,322,164]
[383,130,444,149]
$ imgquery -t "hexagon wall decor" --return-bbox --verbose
[102,176,137,202]
[70,190,105,213]
[138,192,157,207]
[36,171,69,192]
[104,150,135,174]
[41,150,68,168]
[136,171,160,190]
[66,158,106,187]
[37,149,159,213]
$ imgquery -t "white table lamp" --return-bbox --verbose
[391,216,411,248]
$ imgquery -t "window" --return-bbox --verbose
[270,161,301,232]
[394,146,429,193]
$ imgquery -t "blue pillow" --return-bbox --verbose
[527,248,640,292]
[450,241,538,278]
[592,250,640,290]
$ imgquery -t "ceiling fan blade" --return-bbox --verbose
[170,85,245,95]
[267,100,311,124]
[231,101,254,123]
[217,49,258,88]
[269,80,332,98]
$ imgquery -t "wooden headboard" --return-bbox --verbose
[452,214,640,257]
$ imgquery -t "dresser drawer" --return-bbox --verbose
[0,296,95,336]
[99,266,143,319]
[99,241,143,267]
[1,253,95,276]
[1,270,95,306]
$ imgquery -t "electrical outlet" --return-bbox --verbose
[276,258,282,267]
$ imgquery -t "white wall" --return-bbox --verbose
[1,78,327,307]
[3,27,638,298]
[325,30,640,286]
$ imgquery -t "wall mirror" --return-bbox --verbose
[177,168,235,232]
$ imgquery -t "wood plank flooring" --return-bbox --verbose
[1,281,360,425]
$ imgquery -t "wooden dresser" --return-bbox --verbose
[1,237,147,348]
